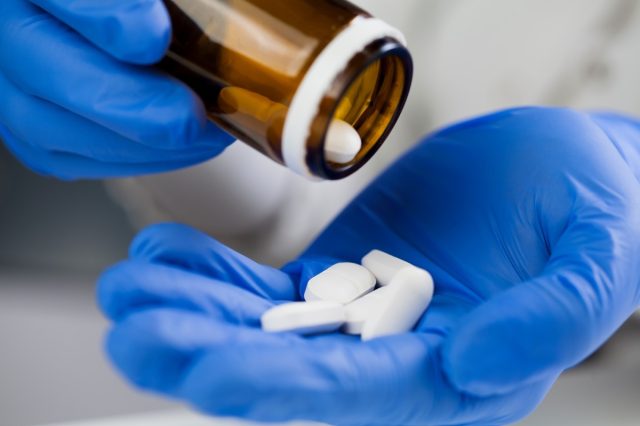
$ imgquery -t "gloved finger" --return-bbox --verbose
[443,184,640,396]
[130,223,298,301]
[29,0,171,65]
[0,72,229,164]
[0,124,216,180]
[106,308,305,395]
[590,112,640,182]
[106,307,551,425]
[97,260,272,324]
[0,0,215,150]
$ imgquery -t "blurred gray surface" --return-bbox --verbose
[42,410,323,426]
[0,271,176,426]
[0,145,133,273]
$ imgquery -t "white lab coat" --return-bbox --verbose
[107,0,640,266]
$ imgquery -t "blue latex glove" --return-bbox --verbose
[0,0,233,180]
[99,107,640,425]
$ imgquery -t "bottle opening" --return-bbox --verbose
[309,38,413,179]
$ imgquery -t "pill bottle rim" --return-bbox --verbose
[281,17,413,180]
[315,39,413,180]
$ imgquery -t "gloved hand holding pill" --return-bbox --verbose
[262,252,435,341]
[99,107,640,425]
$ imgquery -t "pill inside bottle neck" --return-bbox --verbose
[217,85,362,165]
[324,119,362,164]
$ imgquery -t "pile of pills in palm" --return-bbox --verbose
[261,250,434,341]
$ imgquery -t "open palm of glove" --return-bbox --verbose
[0,0,233,179]
[99,107,640,425]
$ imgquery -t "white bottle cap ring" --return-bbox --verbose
[282,17,407,178]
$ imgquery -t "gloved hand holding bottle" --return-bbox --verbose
[0,0,412,181]
[98,107,640,425]
[0,0,234,180]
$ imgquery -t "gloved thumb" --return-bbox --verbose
[442,193,640,396]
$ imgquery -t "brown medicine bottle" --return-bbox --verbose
[160,0,413,180]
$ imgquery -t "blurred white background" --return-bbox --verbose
[1,0,639,425]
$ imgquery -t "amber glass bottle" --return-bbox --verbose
[160,0,413,179]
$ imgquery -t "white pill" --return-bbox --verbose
[362,250,413,286]
[342,286,391,335]
[324,119,362,164]
[361,267,434,341]
[261,301,346,335]
[305,263,376,305]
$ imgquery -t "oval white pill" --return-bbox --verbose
[361,267,434,341]
[342,286,391,335]
[261,301,346,335]
[324,119,362,164]
[305,262,376,305]
[362,250,413,286]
